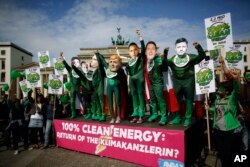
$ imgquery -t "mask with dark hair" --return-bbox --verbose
[175,38,188,56]
[175,37,188,45]
[129,42,138,48]
[71,57,80,67]
[146,41,157,60]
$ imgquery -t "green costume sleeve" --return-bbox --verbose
[162,49,169,72]
[149,55,163,84]
[209,106,216,113]
[140,40,146,56]
[72,66,92,91]
[231,78,240,101]
[72,66,86,80]
[62,60,81,118]
[95,53,107,77]
[190,44,206,65]
[62,60,72,73]
[96,53,108,69]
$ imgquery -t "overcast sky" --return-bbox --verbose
[0,0,250,61]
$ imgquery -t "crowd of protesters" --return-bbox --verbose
[0,33,249,167]
[0,89,68,155]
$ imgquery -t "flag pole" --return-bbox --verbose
[205,93,211,151]
[53,94,56,120]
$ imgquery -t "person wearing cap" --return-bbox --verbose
[205,55,242,167]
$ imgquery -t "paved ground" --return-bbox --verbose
[0,116,221,167]
[0,140,221,167]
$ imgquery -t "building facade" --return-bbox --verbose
[78,45,130,65]
[0,42,33,96]
[234,39,250,73]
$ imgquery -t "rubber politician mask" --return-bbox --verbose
[175,42,188,56]
[90,55,99,69]
[129,45,139,59]
[109,55,122,72]
[146,43,157,60]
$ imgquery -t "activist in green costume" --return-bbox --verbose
[126,30,146,124]
[145,41,168,125]
[79,61,93,120]
[96,52,127,124]
[61,52,83,119]
[73,53,106,122]
[163,38,206,126]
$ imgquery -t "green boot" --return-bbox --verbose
[84,113,92,120]
[148,103,158,122]
[91,114,99,120]
[99,114,106,122]
[84,108,92,120]
[158,103,167,125]
[91,100,98,120]
[71,110,76,119]
[131,111,139,117]
[131,94,139,117]
[184,100,193,126]
[159,117,167,125]
[184,119,191,126]
[138,93,145,118]
[170,112,181,125]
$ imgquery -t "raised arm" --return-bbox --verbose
[163,47,169,60]
[219,55,241,81]
[72,65,85,79]
[192,42,206,64]
[60,52,72,73]
[162,47,170,71]
[95,51,108,69]
[72,65,92,90]
[136,30,146,55]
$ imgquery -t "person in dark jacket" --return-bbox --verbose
[6,96,27,155]
[0,95,10,149]
[41,95,55,149]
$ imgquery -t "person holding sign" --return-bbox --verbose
[163,38,206,126]
[205,55,242,167]
[126,30,146,124]
[95,52,128,124]
[60,53,82,119]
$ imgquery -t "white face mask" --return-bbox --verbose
[129,45,139,59]
[73,59,80,67]
[81,64,88,74]
[175,42,188,56]
[90,55,98,69]
[146,44,157,60]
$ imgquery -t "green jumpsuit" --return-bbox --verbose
[72,66,93,120]
[163,44,206,126]
[63,60,82,119]
[96,53,127,120]
[73,60,106,121]
[146,55,167,125]
[126,40,146,118]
